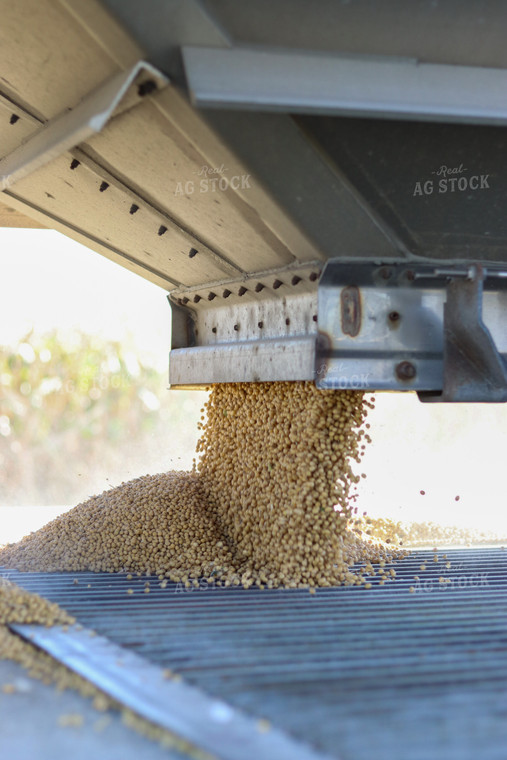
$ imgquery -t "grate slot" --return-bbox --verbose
[3,548,507,760]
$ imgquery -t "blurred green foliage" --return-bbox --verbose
[0,330,206,505]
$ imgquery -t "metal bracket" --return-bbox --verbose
[0,61,168,190]
[419,265,507,402]
[316,260,507,402]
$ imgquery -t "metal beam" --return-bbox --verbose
[170,336,316,386]
[11,623,333,760]
[0,61,167,190]
[183,46,507,125]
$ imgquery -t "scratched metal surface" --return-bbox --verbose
[3,548,507,760]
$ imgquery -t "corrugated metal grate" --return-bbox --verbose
[3,548,507,760]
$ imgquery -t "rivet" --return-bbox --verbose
[137,80,157,97]
[395,361,417,381]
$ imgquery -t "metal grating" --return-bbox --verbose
[2,548,507,760]
[9,622,329,760]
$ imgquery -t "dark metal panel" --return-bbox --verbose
[200,0,507,70]
[104,0,507,73]
[199,110,406,260]
[102,0,231,81]
[296,116,507,260]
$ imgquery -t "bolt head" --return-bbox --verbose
[396,361,417,381]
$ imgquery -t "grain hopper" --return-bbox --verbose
[2,3,507,760]
[3,1,507,400]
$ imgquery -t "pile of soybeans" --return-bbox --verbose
[0,382,407,748]
[0,382,406,589]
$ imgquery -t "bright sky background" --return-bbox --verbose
[1,227,506,543]
[0,228,170,370]
[356,392,507,536]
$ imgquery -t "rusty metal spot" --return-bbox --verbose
[315,332,332,384]
[340,286,361,337]
[388,310,401,329]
